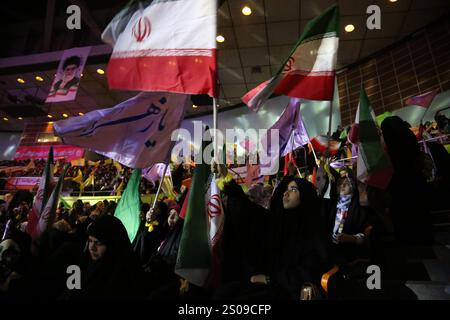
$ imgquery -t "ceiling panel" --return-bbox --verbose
[222,84,248,98]
[1,0,449,131]
[400,10,447,36]
[265,0,299,22]
[218,2,232,27]
[218,49,241,68]
[365,12,406,39]
[239,47,270,67]
[227,0,265,26]
[301,0,337,20]
[218,67,245,84]
[243,66,272,83]
[216,27,238,49]
[340,0,374,16]
[360,38,397,59]
[337,40,362,65]
[267,21,299,46]
[234,24,267,48]
[339,15,367,40]
[269,45,295,65]
[410,0,450,10]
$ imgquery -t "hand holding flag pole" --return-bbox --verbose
[151,163,169,210]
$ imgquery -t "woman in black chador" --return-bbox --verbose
[214,163,330,300]
[326,172,374,266]
[381,116,433,245]
[145,203,185,299]
[64,215,145,299]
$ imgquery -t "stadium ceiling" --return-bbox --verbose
[0,0,449,131]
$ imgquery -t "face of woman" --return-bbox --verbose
[337,178,352,196]
[282,180,301,209]
[88,235,107,261]
[167,209,179,228]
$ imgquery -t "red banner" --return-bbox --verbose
[14,145,85,161]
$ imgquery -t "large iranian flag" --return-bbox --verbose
[243,5,339,111]
[102,0,217,97]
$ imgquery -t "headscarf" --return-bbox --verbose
[267,176,330,298]
[72,215,144,299]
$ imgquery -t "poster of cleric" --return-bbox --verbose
[45,46,91,103]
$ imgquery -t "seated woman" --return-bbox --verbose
[327,171,375,267]
[145,203,185,299]
[63,215,145,299]
[214,162,330,300]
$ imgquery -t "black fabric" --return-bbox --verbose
[133,201,169,265]
[143,220,184,295]
[66,215,145,299]
[221,180,269,283]
[381,116,434,245]
[219,176,330,300]
[157,219,184,265]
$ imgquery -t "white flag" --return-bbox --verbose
[54,92,189,168]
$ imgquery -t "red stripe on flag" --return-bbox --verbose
[107,52,217,97]
[242,79,270,105]
[275,73,335,100]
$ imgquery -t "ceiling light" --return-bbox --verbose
[47,114,53,118]
[242,6,252,16]
[35,76,44,81]
[78,112,84,116]
[192,104,198,109]
[389,0,398,2]
[216,35,225,43]
[345,24,355,33]
[3,117,8,121]
[18,117,23,120]
[96,68,105,75]
[63,113,69,118]
[17,78,25,84]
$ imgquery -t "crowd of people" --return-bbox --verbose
[0,114,449,300]
[0,159,157,196]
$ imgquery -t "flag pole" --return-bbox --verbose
[213,97,218,163]
[327,99,333,148]
[308,141,319,164]
[152,163,169,209]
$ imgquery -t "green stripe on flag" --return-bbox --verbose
[358,87,393,179]
[275,5,339,77]
[176,139,212,287]
[114,168,142,243]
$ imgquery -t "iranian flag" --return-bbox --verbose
[243,5,339,111]
[352,87,393,190]
[102,0,217,97]
[206,176,224,288]
[175,148,211,287]
[27,147,55,240]
[37,164,70,237]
